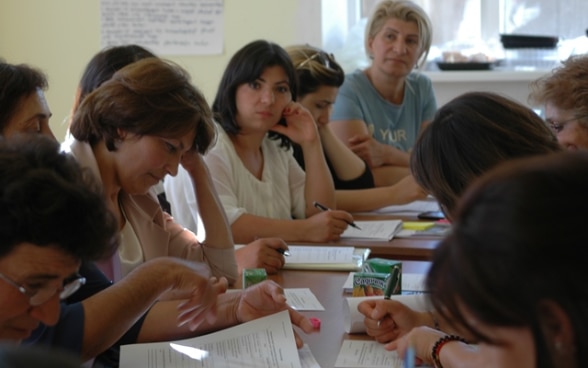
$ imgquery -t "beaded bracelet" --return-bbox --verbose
[431,334,467,368]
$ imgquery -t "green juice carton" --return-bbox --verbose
[362,258,402,296]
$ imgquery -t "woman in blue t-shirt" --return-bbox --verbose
[330,0,437,187]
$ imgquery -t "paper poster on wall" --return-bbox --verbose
[100,0,224,55]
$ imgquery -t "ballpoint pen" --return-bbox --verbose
[313,201,362,230]
[276,248,291,257]
[404,344,416,368]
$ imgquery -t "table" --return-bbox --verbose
[332,237,439,261]
[270,261,431,368]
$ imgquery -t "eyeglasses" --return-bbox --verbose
[546,115,588,134]
[0,271,86,306]
[297,51,335,70]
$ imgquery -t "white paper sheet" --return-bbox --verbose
[285,288,325,311]
[335,340,403,368]
[120,310,301,368]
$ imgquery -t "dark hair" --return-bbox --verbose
[427,151,588,367]
[70,57,215,154]
[212,39,298,149]
[0,61,48,133]
[410,91,560,218]
[0,134,118,260]
[71,44,156,116]
[529,54,588,130]
[286,44,344,98]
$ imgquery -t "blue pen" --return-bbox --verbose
[404,345,415,368]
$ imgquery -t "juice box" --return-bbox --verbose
[362,258,402,296]
[352,272,390,297]
[242,268,267,289]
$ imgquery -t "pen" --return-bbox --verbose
[276,248,290,257]
[404,344,415,368]
[313,201,362,230]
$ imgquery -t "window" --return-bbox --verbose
[323,0,588,72]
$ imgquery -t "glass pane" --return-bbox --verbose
[501,0,588,39]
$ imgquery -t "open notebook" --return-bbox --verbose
[283,246,370,271]
[341,220,403,241]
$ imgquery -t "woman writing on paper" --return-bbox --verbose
[369,152,588,367]
[201,40,355,244]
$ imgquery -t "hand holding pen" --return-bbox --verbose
[313,201,362,230]
[236,238,290,274]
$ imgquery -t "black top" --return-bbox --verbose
[292,143,375,190]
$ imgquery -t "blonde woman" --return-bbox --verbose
[330,0,436,186]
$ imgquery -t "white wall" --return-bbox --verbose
[0,0,321,140]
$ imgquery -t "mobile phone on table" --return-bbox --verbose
[417,210,445,220]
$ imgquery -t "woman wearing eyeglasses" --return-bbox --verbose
[286,44,427,212]
[530,54,588,150]
[329,0,436,187]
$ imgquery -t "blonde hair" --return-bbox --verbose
[364,0,432,69]
[285,44,344,98]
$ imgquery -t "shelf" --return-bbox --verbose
[422,68,551,83]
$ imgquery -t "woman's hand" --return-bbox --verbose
[386,175,428,204]
[387,326,448,366]
[235,238,288,274]
[271,102,319,146]
[180,149,205,175]
[358,299,426,343]
[169,261,228,331]
[303,210,354,242]
[236,281,318,348]
[348,134,408,168]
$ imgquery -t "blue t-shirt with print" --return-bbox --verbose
[331,69,437,151]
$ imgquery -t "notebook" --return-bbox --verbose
[341,220,403,241]
[282,245,370,271]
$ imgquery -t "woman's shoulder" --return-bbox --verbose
[343,69,369,86]
[407,71,433,88]
[338,69,372,97]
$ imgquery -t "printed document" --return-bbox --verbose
[335,340,403,368]
[285,288,325,311]
[120,310,301,368]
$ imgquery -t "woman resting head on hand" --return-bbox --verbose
[203,39,355,244]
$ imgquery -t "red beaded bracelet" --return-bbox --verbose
[431,334,467,368]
